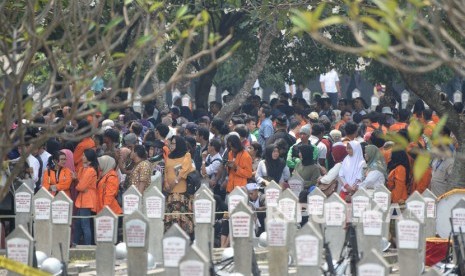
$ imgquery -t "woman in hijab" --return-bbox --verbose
[164,135,195,235]
[42,151,73,198]
[387,150,410,203]
[339,141,366,202]
[293,144,321,189]
[359,145,387,190]
[318,144,348,192]
[256,144,290,185]
[96,155,122,214]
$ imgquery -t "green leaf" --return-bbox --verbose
[86,91,94,100]
[149,2,163,12]
[136,35,152,47]
[383,132,409,148]
[0,100,4,112]
[124,0,133,5]
[408,118,422,142]
[108,111,120,120]
[24,99,34,115]
[413,153,431,182]
[180,30,190,38]
[112,52,126,58]
[104,17,123,33]
[176,5,188,19]
[432,114,448,139]
[99,102,108,114]
[317,16,344,28]
[366,30,391,50]
[313,3,326,20]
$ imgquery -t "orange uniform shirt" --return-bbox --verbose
[74,137,96,172]
[42,167,73,198]
[226,150,253,193]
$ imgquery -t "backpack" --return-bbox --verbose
[186,170,202,195]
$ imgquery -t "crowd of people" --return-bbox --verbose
[6,91,460,247]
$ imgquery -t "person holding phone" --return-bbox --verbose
[42,151,73,197]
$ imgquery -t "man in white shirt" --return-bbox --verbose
[38,144,51,169]
[201,139,223,188]
[320,68,341,109]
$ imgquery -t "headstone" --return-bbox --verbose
[451,199,465,245]
[163,223,190,275]
[265,181,281,218]
[371,96,379,110]
[307,187,326,226]
[287,177,303,198]
[221,90,229,104]
[227,187,247,214]
[208,85,217,104]
[269,91,279,101]
[143,186,165,264]
[422,189,437,237]
[14,183,33,234]
[396,209,425,275]
[179,245,209,276]
[6,225,34,276]
[51,191,72,262]
[230,201,254,275]
[150,171,162,192]
[266,212,288,276]
[352,188,371,222]
[172,89,181,102]
[95,207,118,276]
[359,201,386,257]
[124,210,149,276]
[302,88,311,105]
[357,249,390,276]
[324,193,347,261]
[255,88,263,99]
[406,191,426,224]
[33,188,53,255]
[352,88,361,99]
[423,268,443,276]
[453,90,462,103]
[401,90,409,109]
[123,186,142,215]
[373,185,391,240]
[294,222,323,276]
[182,94,191,107]
[278,189,300,264]
[193,189,216,258]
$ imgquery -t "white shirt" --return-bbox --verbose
[255,160,290,184]
[359,170,385,190]
[319,69,340,93]
[205,153,222,177]
[310,135,327,161]
[27,154,40,184]
[320,163,342,185]
[39,150,51,169]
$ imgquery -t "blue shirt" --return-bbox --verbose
[258,117,273,151]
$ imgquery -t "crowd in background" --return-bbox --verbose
[5,89,461,247]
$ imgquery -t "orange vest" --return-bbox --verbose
[75,167,98,211]
[74,137,96,172]
[97,170,122,214]
[226,151,253,193]
[42,167,73,198]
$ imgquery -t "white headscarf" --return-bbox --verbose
[339,141,366,187]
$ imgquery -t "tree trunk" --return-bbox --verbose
[215,20,278,121]
[401,72,465,187]
[194,67,217,110]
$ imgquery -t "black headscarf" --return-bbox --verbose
[168,135,188,159]
[299,144,316,166]
[264,144,286,183]
[388,150,411,188]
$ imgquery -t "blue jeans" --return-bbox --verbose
[73,208,92,245]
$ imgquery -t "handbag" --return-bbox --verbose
[317,178,338,197]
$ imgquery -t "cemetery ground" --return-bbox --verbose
[2,177,463,275]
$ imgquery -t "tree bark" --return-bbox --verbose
[194,67,217,110]
[215,21,278,121]
[401,72,465,187]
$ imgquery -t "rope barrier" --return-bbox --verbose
[0,256,50,276]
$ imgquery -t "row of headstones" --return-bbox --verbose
[7,179,465,275]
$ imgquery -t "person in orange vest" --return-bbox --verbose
[42,151,73,198]
[96,155,122,214]
[363,112,388,135]
[389,109,410,132]
[387,150,410,204]
[224,135,253,193]
[74,120,96,173]
[422,109,437,137]
[73,149,98,246]
[334,109,351,130]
